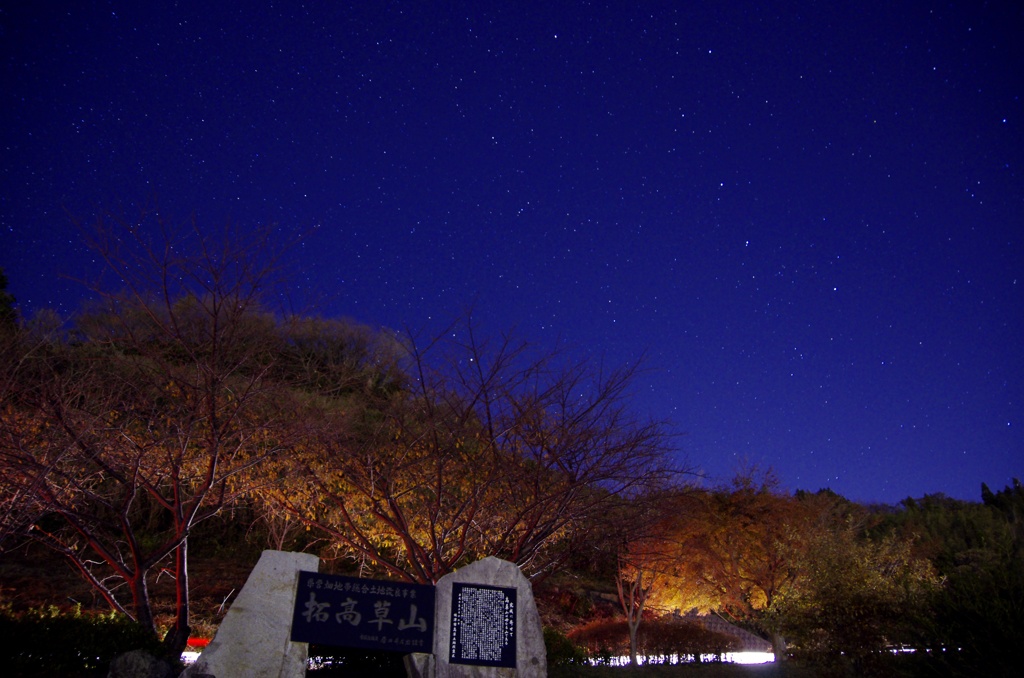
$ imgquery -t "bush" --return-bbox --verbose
[568,618,629,658]
[924,558,1024,677]
[0,604,164,677]
[545,626,588,666]
[568,617,742,665]
[640,619,740,663]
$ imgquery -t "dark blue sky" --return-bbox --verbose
[3,1,1021,504]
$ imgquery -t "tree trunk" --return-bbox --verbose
[129,568,157,635]
[162,538,191,658]
[771,631,788,661]
[628,619,639,666]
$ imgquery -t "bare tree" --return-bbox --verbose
[0,211,301,657]
[273,318,681,584]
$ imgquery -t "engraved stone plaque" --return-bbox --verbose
[448,583,516,668]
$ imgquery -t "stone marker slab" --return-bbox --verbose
[181,549,318,678]
[410,557,546,678]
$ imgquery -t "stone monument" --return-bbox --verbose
[407,556,546,678]
[181,549,318,678]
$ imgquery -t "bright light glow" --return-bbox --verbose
[188,649,779,668]
[589,651,775,666]
[727,651,776,664]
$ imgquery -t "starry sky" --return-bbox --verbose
[2,2,1021,504]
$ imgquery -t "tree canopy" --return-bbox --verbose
[0,213,681,657]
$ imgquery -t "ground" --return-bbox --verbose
[550,664,817,678]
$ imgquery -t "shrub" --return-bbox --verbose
[567,618,629,658]
[544,626,588,666]
[0,604,164,677]
[639,619,740,664]
[568,617,742,665]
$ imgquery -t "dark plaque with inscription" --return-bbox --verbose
[449,583,516,668]
[290,571,435,654]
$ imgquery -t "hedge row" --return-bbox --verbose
[0,605,164,677]
[568,618,740,664]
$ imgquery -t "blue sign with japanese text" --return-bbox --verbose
[290,570,435,654]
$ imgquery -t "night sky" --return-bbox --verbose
[3,2,1021,504]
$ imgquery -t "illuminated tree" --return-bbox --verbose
[674,483,939,669]
[615,503,687,666]
[0,213,306,657]
[273,319,679,584]
[654,478,815,658]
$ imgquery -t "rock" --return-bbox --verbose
[431,557,547,678]
[404,652,435,678]
[180,549,319,678]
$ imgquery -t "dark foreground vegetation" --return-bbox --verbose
[0,219,1021,676]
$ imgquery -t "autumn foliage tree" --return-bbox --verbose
[1,213,680,659]
[648,476,816,658]
[615,502,689,666]
[640,480,940,667]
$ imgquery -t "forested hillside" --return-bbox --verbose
[1,225,1020,676]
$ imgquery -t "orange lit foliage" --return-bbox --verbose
[273,320,677,584]
[646,477,817,657]
[615,503,694,665]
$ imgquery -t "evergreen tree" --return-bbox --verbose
[0,268,16,330]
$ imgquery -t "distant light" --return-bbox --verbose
[590,652,774,666]
[728,652,775,664]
